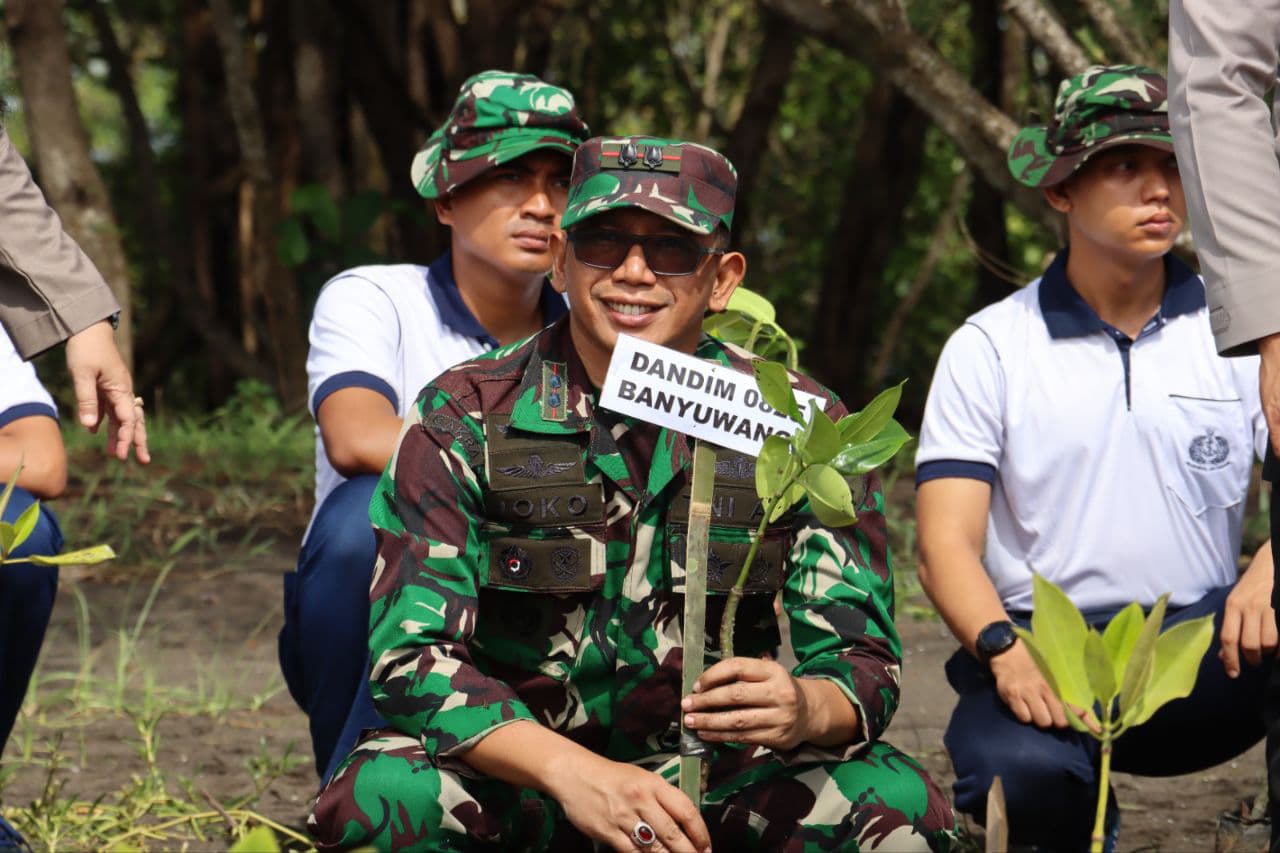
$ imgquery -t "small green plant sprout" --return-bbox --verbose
[1015,574,1215,853]
[0,465,115,568]
[718,363,912,657]
[702,286,799,369]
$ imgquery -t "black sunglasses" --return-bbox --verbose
[567,230,725,276]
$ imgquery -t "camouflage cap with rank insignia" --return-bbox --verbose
[1007,64,1173,188]
[410,70,590,200]
[559,136,737,235]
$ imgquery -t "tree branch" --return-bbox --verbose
[761,0,1055,232]
[1001,0,1089,75]
[1078,0,1152,67]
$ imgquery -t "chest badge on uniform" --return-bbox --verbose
[552,547,580,582]
[542,361,568,422]
[500,545,532,580]
[497,454,575,479]
[1188,429,1230,471]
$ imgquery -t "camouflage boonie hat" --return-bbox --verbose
[1008,64,1172,188]
[559,136,737,235]
[410,70,589,199]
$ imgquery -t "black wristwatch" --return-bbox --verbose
[975,620,1018,665]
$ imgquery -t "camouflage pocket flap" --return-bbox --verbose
[485,415,586,491]
[667,524,787,595]
[483,534,602,593]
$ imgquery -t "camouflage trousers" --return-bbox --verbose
[309,728,957,852]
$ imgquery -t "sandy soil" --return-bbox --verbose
[0,551,1269,850]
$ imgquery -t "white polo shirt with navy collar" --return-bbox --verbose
[916,249,1266,613]
[305,251,569,526]
[0,327,57,431]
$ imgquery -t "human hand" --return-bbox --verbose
[989,642,1070,729]
[681,656,821,751]
[65,320,150,463]
[548,753,710,853]
[1258,334,1280,457]
[1220,543,1277,677]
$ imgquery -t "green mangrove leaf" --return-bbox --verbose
[1027,574,1093,710]
[1121,614,1214,730]
[228,825,281,853]
[752,360,801,422]
[27,545,117,566]
[831,420,911,476]
[0,522,14,559]
[756,434,791,500]
[1118,594,1168,718]
[770,483,806,522]
[1102,602,1144,686]
[799,464,857,527]
[0,469,18,527]
[726,287,777,323]
[837,381,906,444]
[1083,629,1117,707]
[798,400,841,465]
[9,500,39,554]
[1016,628,1097,735]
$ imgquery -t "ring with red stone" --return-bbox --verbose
[632,819,656,846]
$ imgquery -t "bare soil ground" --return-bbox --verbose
[0,549,1268,850]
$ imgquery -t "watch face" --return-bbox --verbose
[978,621,1017,661]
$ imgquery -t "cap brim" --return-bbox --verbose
[414,131,579,199]
[1010,126,1174,188]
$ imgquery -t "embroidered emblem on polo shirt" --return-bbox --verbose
[542,361,567,421]
[1188,429,1230,471]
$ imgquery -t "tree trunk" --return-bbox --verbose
[723,7,802,244]
[6,0,135,370]
[209,0,307,405]
[809,82,930,404]
[967,0,1016,312]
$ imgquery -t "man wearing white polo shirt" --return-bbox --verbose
[0,325,67,848]
[917,65,1274,850]
[278,70,589,784]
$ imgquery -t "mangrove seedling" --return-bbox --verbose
[1016,573,1214,852]
[719,362,911,657]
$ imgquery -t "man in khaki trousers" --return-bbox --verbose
[1169,4,1280,848]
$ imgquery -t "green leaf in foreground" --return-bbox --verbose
[1118,594,1168,718]
[1101,602,1143,687]
[1027,574,1092,711]
[752,360,801,422]
[1083,629,1117,706]
[755,434,791,500]
[1120,615,1214,730]
[797,400,841,465]
[1016,627,1096,734]
[27,545,117,566]
[725,287,776,323]
[798,463,856,527]
[10,500,39,554]
[228,825,281,853]
[837,380,906,444]
[831,419,911,476]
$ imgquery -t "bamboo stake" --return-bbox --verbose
[679,441,717,806]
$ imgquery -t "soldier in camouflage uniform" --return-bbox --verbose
[280,70,588,784]
[917,65,1273,849]
[309,135,957,852]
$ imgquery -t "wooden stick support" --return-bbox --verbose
[679,441,716,807]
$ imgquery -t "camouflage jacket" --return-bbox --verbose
[367,318,901,773]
